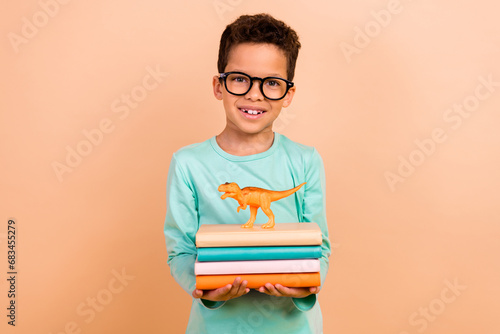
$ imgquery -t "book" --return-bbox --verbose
[195,222,322,247]
[195,259,320,275]
[197,245,322,262]
[196,272,321,290]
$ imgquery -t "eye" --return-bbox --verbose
[230,75,249,83]
[265,79,281,87]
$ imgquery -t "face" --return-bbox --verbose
[213,43,296,136]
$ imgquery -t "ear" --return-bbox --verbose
[213,75,223,100]
[281,86,296,108]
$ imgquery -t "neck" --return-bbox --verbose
[216,128,275,156]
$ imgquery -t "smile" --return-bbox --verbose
[240,108,265,115]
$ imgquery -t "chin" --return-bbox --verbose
[237,124,272,135]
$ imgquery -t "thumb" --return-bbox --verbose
[192,289,203,299]
[310,286,320,294]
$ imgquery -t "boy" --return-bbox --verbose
[164,13,331,333]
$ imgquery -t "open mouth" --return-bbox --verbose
[221,192,235,199]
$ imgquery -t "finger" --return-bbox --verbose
[275,285,310,298]
[227,277,243,295]
[275,284,292,295]
[276,284,308,297]
[257,284,269,294]
[205,284,232,300]
[232,278,249,296]
[218,284,233,296]
[234,280,249,296]
[264,283,282,296]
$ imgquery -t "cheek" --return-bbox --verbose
[271,101,285,111]
[222,95,239,110]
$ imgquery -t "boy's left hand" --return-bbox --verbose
[257,283,320,298]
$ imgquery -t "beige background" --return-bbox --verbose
[1,0,499,333]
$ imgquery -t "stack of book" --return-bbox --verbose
[195,222,323,290]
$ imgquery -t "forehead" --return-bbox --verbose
[226,43,287,77]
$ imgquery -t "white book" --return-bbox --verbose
[195,258,320,275]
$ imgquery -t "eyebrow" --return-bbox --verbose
[229,69,286,78]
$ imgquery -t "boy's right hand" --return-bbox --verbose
[192,277,249,301]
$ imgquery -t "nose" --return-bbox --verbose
[244,79,264,101]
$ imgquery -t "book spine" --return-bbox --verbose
[196,231,322,247]
[196,273,321,290]
[195,259,320,275]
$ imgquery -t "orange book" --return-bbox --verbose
[196,272,320,290]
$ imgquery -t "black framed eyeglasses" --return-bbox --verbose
[219,72,294,100]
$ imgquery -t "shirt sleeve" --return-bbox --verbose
[292,148,331,311]
[164,154,225,309]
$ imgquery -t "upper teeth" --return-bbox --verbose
[243,109,263,115]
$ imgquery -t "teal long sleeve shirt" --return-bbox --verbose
[164,133,331,333]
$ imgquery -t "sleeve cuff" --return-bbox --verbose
[292,294,316,311]
[199,298,226,310]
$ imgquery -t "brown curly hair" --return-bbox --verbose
[217,13,301,81]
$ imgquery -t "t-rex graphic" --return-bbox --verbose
[218,182,306,229]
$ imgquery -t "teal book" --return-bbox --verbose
[197,245,322,262]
